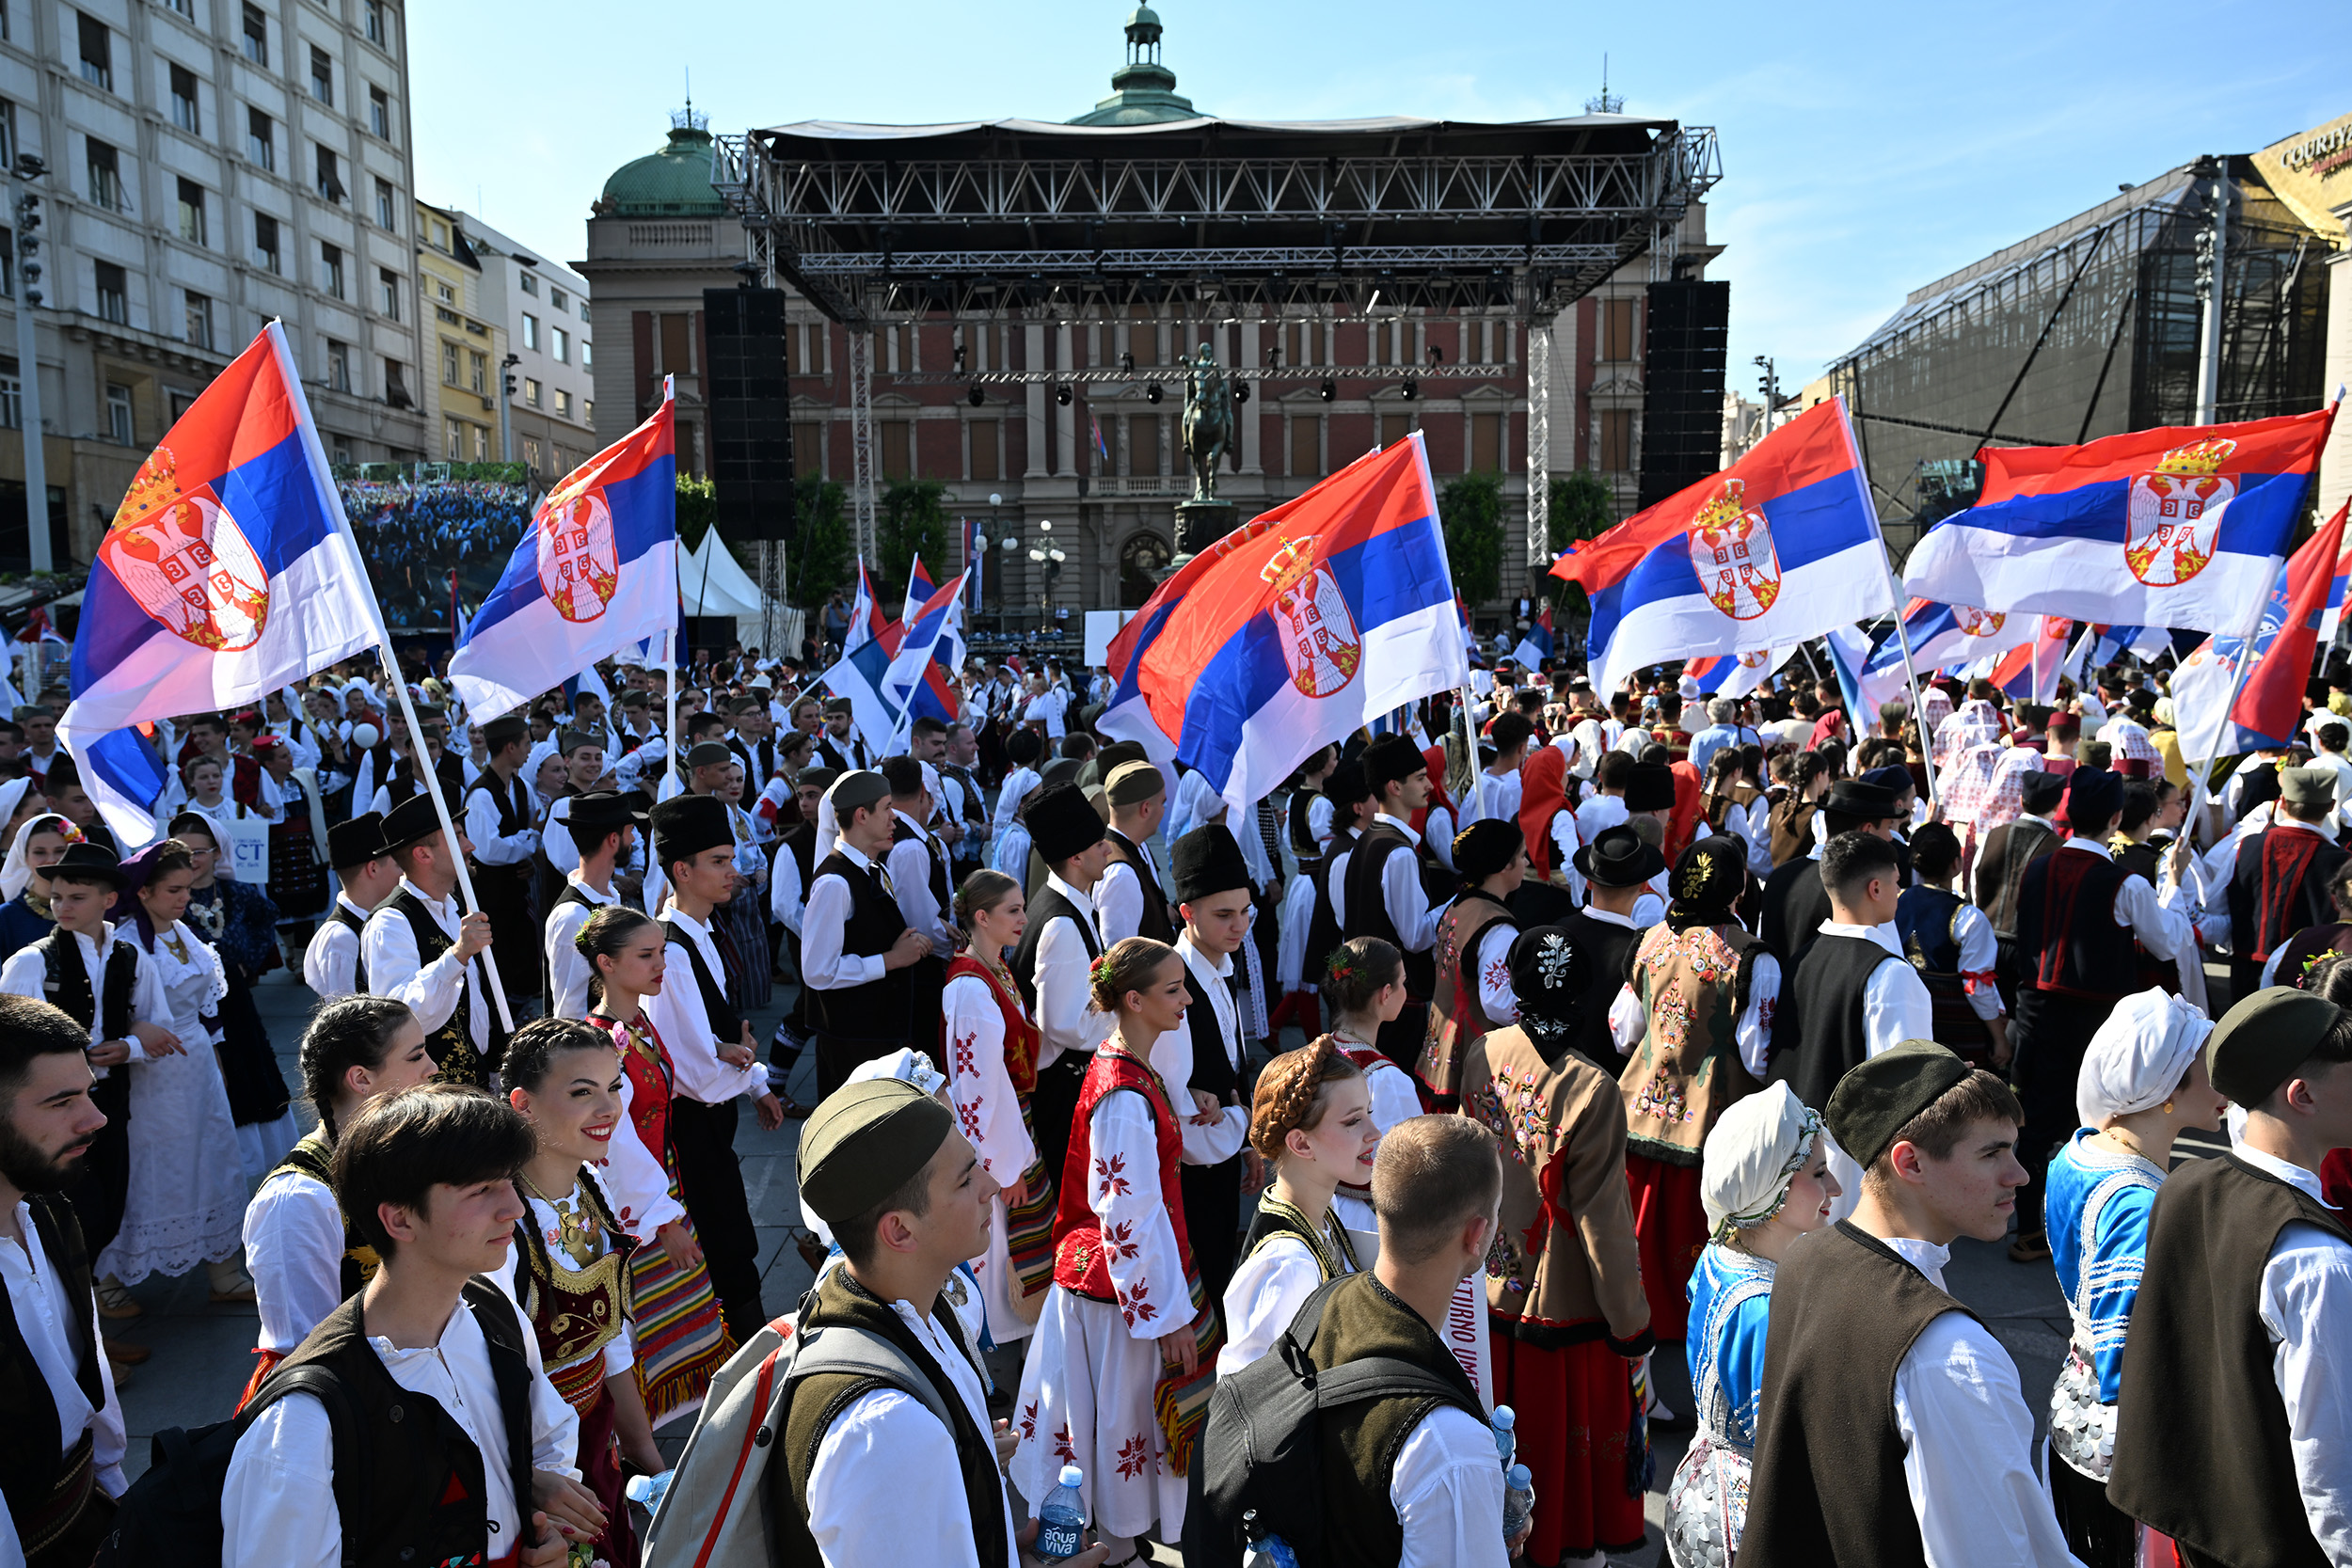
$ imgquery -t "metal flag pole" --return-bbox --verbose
[1881,590,1942,815]
[663,626,679,791]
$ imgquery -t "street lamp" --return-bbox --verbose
[973,492,1004,616]
[1027,517,1065,620]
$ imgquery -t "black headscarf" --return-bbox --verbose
[1665,835,1747,935]
[1506,925,1590,1052]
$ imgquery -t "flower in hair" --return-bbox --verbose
[1089,953,1117,986]
[1326,954,1359,985]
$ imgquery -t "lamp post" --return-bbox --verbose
[10,153,49,573]
[1027,517,1065,625]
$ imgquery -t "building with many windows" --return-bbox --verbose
[412,198,502,465]
[448,209,593,479]
[0,0,425,566]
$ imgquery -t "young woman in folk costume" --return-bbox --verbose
[1319,938,1431,1135]
[1010,937,1245,1564]
[1662,1083,1837,1568]
[0,809,72,953]
[238,995,437,1409]
[1608,834,1778,1341]
[1518,741,1586,908]
[500,1016,669,1568]
[1419,819,1526,1105]
[1458,925,1654,1568]
[577,904,734,1428]
[168,811,301,1180]
[941,868,1058,1344]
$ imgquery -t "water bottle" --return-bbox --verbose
[1035,1464,1088,1560]
[1242,1508,1303,1568]
[623,1468,673,1513]
[1492,1404,1518,1468]
[1502,1463,1534,1543]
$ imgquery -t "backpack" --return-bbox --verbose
[1188,1276,1476,1568]
[94,1276,531,1568]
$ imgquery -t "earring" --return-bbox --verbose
[2161,1100,2175,1115]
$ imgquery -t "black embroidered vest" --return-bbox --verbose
[36,930,135,1042]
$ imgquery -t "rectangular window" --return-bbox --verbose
[309,45,332,104]
[86,139,122,212]
[369,86,389,139]
[317,243,342,297]
[314,145,341,203]
[95,263,127,323]
[550,326,567,363]
[1290,415,1319,479]
[582,401,592,424]
[469,350,485,394]
[659,312,691,375]
[170,65,199,133]
[1128,414,1159,477]
[326,338,351,392]
[473,424,487,462]
[1471,411,1504,472]
[159,0,190,16]
[968,418,997,481]
[521,435,541,469]
[881,421,911,481]
[519,270,537,296]
[240,4,266,65]
[377,268,399,320]
[554,388,572,418]
[579,340,592,371]
[433,278,453,304]
[550,286,569,312]
[0,372,19,431]
[363,0,385,46]
[183,290,213,349]
[253,212,280,273]
[444,417,461,460]
[384,357,409,407]
[1598,408,1633,472]
[0,103,12,172]
[521,312,539,350]
[247,107,274,170]
[523,377,541,406]
[76,12,110,89]
[374,177,396,230]
[105,383,133,444]
[1600,297,1638,363]
[0,227,12,296]
[1379,412,1411,449]
[440,340,459,386]
[176,178,206,244]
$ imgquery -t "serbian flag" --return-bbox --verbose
[884,571,969,726]
[2316,500,2352,643]
[1585,399,1894,693]
[1098,433,1466,816]
[900,556,938,624]
[1902,405,2337,633]
[1980,616,2074,702]
[1509,606,1554,670]
[2173,499,2349,762]
[1685,646,1783,699]
[447,381,678,722]
[62,323,380,845]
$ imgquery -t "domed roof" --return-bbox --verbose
[599,111,725,217]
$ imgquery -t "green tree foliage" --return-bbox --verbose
[1548,466,1617,616]
[879,480,951,594]
[675,474,718,548]
[1439,471,1505,606]
[787,475,853,608]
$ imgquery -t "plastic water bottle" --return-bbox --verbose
[1492,1404,1518,1468]
[1502,1463,1534,1544]
[1242,1508,1303,1568]
[1035,1464,1088,1560]
[623,1468,673,1513]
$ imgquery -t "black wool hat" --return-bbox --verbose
[1575,823,1666,889]
[651,795,731,870]
[1823,778,1900,820]
[1505,925,1589,1047]
[381,784,459,853]
[326,811,389,871]
[1324,759,1372,808]
[2065,767,2123,833]
[1363,732,1427,793]
[48,842,127,891]
[1171,823,1253,904]
[1454,818,1524,884]
[1625,762,1677,814]
[1027,781,1107,864]
[2020,770,2068,816]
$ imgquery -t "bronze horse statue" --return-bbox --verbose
[1182,343,1232,502]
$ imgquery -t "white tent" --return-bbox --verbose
[678,533,765,618]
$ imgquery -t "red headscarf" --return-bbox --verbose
[1409,742,1454,840]
[1518,744,1569,879]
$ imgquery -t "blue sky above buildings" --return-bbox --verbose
[416,0,2349,391]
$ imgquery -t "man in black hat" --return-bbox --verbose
[541,790,646,1020]
[879,757,956,1031]
[645,792,788,1340]
[813,697,873,775]
[459,714,540,1009]
[1743,1040,2073,1564]
[1759,775,1904,972]
[801,771,932,1100]
[2109,988,2352,1564]
[2213,764,2348,1006]
[360,785,499,1089]
[1342,733,1453,1069]
[2008,766,2195,1262]
[300,812,397,1000]
[1011,781,1114,1184]
[1549,823,1665,1069]
[1158,825,1261,1300]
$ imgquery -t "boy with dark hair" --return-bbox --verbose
[1896,821,2009,1070]
[301,812,396,1001]
[1478,711,1534,824]
[222,1084,607,1567]
[1009,781,1113,1185]
[540,791,644,1021]
[360,787,499,1089]
[801,773,931,1099]
[461,714,540,1008]
[880,756,955,1029]
[1759,776,1903,971]
[1343,734,1451,1071]
[1743,1041,2074,1562]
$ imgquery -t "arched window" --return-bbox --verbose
[1119,531,1171,609]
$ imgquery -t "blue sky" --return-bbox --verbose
[414,1,2348,391]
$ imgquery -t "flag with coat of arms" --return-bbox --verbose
[2173,499,2350,762]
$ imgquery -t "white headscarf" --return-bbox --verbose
[2076,988,2212,1126]
[1700,1082,1822,1238]
[0,811,75,900]
[0,777,34,847]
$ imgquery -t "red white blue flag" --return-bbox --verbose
[2174,499,2349,761]
[1686,647,1784,699]
[1979,616,2074,703]
[2317,500,2352,644]
[1509,606,1554,670]
[1098,434,1465,815]
[62,323,380,844]
[884,571,970,727]
[1902,405,2337,633]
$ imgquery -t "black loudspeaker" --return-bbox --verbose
[703,287,796,541]
[1637,279,1730,511]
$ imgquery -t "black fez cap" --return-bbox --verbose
[651,795,731,870]
[1823,778,1899,820]
[1171,823,1253,904]
[1028,781,1107,863]
[2066,767,2123,833]
[1363,732,1427,792]
[1324,759,1371,807]
[2020,770,2067,816]
[326,811,389,870]
[1625,762,1677,814]
[1454,818,1524,883]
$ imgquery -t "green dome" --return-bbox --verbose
[599,114,725,217]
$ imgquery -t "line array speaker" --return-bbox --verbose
[1637,279,1730,512]
[703,286,796,542]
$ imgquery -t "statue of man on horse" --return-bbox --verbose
[1182,342,1232,502]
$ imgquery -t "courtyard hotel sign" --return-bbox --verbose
[2253,108,2352,244]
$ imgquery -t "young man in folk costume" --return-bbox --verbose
[800,770,932,1101]
[1741,1040,2079,1566]
[641,795,786,1344]
[461,714,543,1012]
[2212,766,2351,1005]
[1553,824,1667,1071]
[2007,766,2195,1264]
[1417,818,1524,1107]
[1896,820,2010,1071]
[1458,927,1653,1568]
[2108,988,2352,1566]
[1295,759,1375,1027]
[1009,781,1116,1187]
[1096,761,1176,946]
[539,790,644,1022]
[359,785,501,1089]
[767,765,837,1108]
[880,756,958,1036]
[1974,770,2068,1011]
[812,695,875,775]
[300,813,395,1002]
[222,1085,608,1568]
[1611,835,1778,1342]
[1341,734,1453,1073]
[1758,776,1904,974]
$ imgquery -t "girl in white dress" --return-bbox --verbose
[102,839,253,1299]
[1010,937,1246,1562]
[1216,1038,1378,1375]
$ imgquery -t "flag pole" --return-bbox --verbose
[663,626,679,791]
[1882,593,1942,815]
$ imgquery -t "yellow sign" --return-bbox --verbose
[2252,109,2352,248]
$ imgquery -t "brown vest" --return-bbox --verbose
[1416,890,1515,1098]
[1618,920,1763,1165]
[1974,817,2060,938]
[1768,797,1817,867]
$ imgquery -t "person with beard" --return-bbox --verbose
[0,993,129,1561]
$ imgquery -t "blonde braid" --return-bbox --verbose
[1248,1034,1365,1162]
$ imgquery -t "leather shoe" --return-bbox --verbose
[2008,1229,2052,1263]
[103,1338,151,1367]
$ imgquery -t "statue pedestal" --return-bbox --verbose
[1171,499,1239,568]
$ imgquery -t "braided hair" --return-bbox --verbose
[1248,1034,1366,1162]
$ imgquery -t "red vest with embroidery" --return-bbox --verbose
[945,955,1039,1096]
[596,1011,674,1169]
[1050,1051,1196,1301]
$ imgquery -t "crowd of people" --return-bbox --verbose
[338,477,535,632]
[1,628,2350,1566]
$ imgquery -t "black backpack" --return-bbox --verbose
[1187,1276,1477,1568]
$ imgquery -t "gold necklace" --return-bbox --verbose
[518,1170,603,1269]
[2104,1126,2157,1165]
